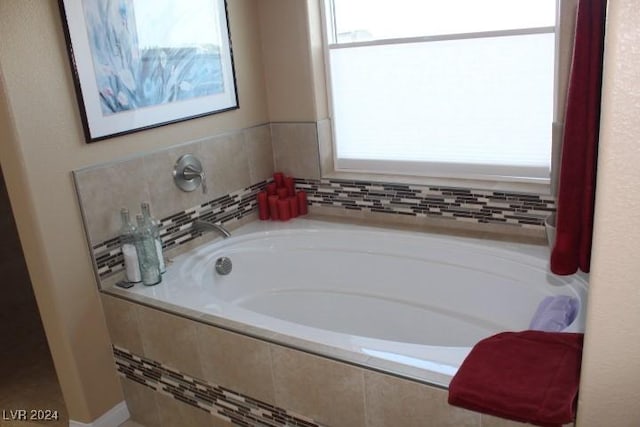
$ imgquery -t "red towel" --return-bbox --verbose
[448,331,583,427]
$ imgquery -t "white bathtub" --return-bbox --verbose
[118,218,588,386]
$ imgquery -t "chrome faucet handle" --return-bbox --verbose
[182,165,207,194]
[173,154,207,194]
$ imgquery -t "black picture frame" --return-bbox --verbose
[59,0,239,142]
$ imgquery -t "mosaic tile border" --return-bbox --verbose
[296,178,555,229]
[114,346,324,427]
[92,180,268,279]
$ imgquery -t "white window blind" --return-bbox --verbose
[325,0,557,183]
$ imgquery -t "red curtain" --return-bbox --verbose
[551,0,607,275]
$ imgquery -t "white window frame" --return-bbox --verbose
[320,0,565,189]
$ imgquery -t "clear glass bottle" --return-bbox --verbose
[135,214,162,286]
[141,202,166,273]
[119,208,141,283]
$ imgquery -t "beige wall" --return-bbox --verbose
[576,0,640,425]
[0,0,268,423]
[258,0,328,122]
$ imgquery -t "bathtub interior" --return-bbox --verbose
[112,218,588,386]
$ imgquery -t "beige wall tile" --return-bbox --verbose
[271,122,321,179]
[141,141,207,221]
[74,158,151,245]
[308,206,547,245]
[317,119,333,176]
[136,305,203,379]
[76,126,257,245]
[271,346,366,427]
[156,392,218,427]
[199,132,251,199]
[75,123,267,245]
[121,359,254,427]
[195,324,276,404]
[244,124,274,183]
[120,378,161,427]
[364,371,480,427]
[100,294,143,355]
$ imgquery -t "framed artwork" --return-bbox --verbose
[59,0,238,142]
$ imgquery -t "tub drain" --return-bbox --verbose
[215,257,232,275]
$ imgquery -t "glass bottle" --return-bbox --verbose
[119,208,141,283]
[141,202,166,273]
[135,214,162,286]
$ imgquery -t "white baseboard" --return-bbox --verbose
[68,401,130,427]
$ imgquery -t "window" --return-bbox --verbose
[324,0,557,183]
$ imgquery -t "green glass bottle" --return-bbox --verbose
[141,202,166,273]
[135,214,161,286]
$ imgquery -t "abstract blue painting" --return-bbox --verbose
[60,0,237,141]
[82,0,224,114]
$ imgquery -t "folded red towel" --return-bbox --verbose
[448,331,583,427]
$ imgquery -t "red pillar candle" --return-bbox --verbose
[277,187,289,200]
[297,191,308,215]
[273,172,284,188]
[277,199,291,221]
[266,182,277,196]
[288,196,299,218]
[268,195,279,220]
[284,176,295,197]
[257,191,270,220]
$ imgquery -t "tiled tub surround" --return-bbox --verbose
[86,182,555,284]
[102,294,551,427]
[271,120,555,233]
[92,180,267,280]
[75,120,557,285]
[75,124,274,245]
[90,176,554,281]
[73,124,275,284]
